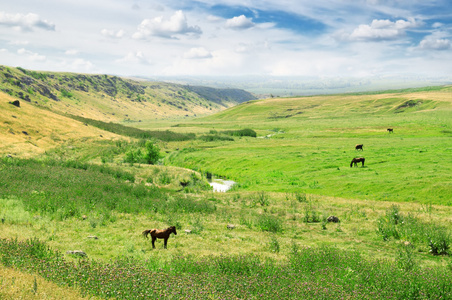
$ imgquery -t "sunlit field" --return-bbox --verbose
[1,86,452,299]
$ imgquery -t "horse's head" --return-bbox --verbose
[170,226,177,235]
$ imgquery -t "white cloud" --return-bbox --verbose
[101,28,125,39]
[71,58,94,71]
[17,48,46,61]
[419,38,451,50]
[432,22,443,29]
[183,47,212,59]
[207,15,222,22]
[163,48,244,76]
[349,18,420,41]
[116,51,150,65]
[132,10,201,39]
[9,40,29,45]
[65,49,79,55]
[0,11,55,31]
[225,15,255,30]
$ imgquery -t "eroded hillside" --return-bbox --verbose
[0,65,256,122]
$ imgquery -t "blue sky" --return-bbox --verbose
[0,0,451,79]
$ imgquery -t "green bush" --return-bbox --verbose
[257,214,283,233]
[60,88,73,98]
[142,140,161,164]
[428,228,450,255]
[222,128,257,137]
[198,135,234,141]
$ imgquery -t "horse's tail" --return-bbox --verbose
[142,229,152,239]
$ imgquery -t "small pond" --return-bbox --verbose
[209,178,236,192]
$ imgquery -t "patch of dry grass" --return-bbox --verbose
[0,264,99,300]
[0,92,119,157]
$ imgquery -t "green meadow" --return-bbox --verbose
[1,85,452,299]
[166,86,452,204]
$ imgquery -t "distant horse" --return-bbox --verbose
[350,157,365,167]
[355,144,363,151]
[142,226,177,249]
[387,128,393,133]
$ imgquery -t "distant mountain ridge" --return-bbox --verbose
[0,65,256,122]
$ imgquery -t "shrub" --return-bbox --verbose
[256,191,269,206]
[295,192,308,203]
[302,201,321,223]
[60,88,73,98]
[257,214,283,233]
[142,140,161,164]
[198,135,234,142]
[377,215,400,241]
[427,228,450,256]
[222,128,257,137]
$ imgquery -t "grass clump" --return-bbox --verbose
[257,214,283,233]
[377,205,451,256]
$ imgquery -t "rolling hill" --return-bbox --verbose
[0,65,256,123]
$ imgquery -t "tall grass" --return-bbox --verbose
[377,205,451,256]
[0,157,215,219]
[1,237,451,299]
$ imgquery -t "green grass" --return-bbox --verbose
[165,87,452,205]
[1,237,451,299]
[1,85,452,298]
[1,156,452,298]
[0,157,213,219]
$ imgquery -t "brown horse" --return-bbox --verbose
[350,157,365,167]
[142,226,177,249]
[355,144,363,151]
[387,128,393,133]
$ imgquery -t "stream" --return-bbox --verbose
[208,178,236,192]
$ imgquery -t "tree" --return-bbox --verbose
[142,140,161,164]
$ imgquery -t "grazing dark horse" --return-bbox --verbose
[355,144,363,151]
[350,157,365,167]
[387,128,393,133]
[142,226,177,249]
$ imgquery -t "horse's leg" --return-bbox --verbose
[151,236,156,249]
[164,238,168,249]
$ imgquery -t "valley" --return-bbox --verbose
[1,66,452,299]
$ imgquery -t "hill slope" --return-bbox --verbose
[0,65,256,123]
[0,92,121,157]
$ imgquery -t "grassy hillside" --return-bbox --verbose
[0,91,121,157]
[167,85,452,205]
[0,65,256,123]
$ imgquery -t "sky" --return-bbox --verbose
[0,0,451,79]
